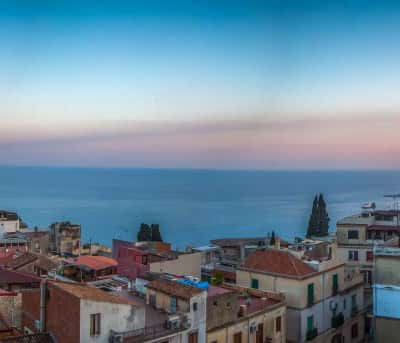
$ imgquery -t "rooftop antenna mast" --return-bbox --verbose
[384,194,400,227]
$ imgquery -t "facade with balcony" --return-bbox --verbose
[236,244,365,343]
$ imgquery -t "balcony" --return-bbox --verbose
[331,312,344,329]
[306,328,318,341]
[109,316,189,343]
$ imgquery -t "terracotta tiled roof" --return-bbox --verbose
[73,255,118,271]
[0,269,41,285]
[50,281,141,306]
[146,279,204,300]
[6,252,38,269]
[240,249,316,278]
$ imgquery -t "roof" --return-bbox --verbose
[367,225,400,232]
[0,211,18,221]
[207,285,235,297]
[0,269,41,285]
[23,230,50,239]
[6,252,37,269]
[50,281,141,306]
[146,278,204,300]
[1,333,55,343]
[72,255,118,271]
[211,237,267,247]
[240,249,316,278]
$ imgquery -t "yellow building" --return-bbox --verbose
[237,245,365,343]
[206,284,286,343]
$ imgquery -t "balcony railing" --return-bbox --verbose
[306,328,318,341]
[109,317,189,343]
[331,312,344,329]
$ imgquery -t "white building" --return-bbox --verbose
[0,210,20,234]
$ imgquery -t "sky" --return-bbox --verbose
[1,0,400,169]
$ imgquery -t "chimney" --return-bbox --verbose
[39,278,47,332]
[276,238,281,250]
[238,304,247,317]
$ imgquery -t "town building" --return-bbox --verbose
[109,277,208,343]
[237,244,365,343]
[0,211,20,235]
[113,239,201,280]
[190,245,221,281]
[1,252,60,277]
[206,284,286,343]
[0,270,41,292]
[21,280,146,343]
[62,255,118,282]
[373,242,400,343]
[0,233,28,257]
[24,229,50,255]
[0,288,21,329]
[336,208,400,287]
[49,221,81,256]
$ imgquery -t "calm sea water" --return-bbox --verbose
[0,166,399,250]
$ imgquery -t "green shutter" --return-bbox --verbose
[307,315,314,331]
[251,278,259,289]
[333,274,338,294]
[307,283,314,305]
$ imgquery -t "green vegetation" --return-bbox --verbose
[306,193,330,237]
[137,223,163,242]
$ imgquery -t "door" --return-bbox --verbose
[307,283,314,305]
[188,331,198,343]
[233,332,242,343]
[256,323,264,343]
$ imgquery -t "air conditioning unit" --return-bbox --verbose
[111,334,124,343]
[165,315,181,329]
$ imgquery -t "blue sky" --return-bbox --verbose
[1,1,400,168]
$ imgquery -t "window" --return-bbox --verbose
[149,294,156,307]
[307,283,314,306]
[348,250,359,261]
[366,251,374,262]
[351,294,357,308]
[226,301,231,308]
[170,297,177,313]
[307,315,314,331]
[343,298,346,309]
[275,316,282,333]
[332,274,339,295]
[347,230,359,239]
[351,323,358,339]
[251,278,259,289]
[193,302,198,312]
[213,300,218,306]
[90,313,101,336]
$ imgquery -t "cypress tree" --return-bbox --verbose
[137,223,150,241]
[306,194,330,237]
[151,224,163,242]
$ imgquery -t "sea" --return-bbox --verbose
[0,166,399,250]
